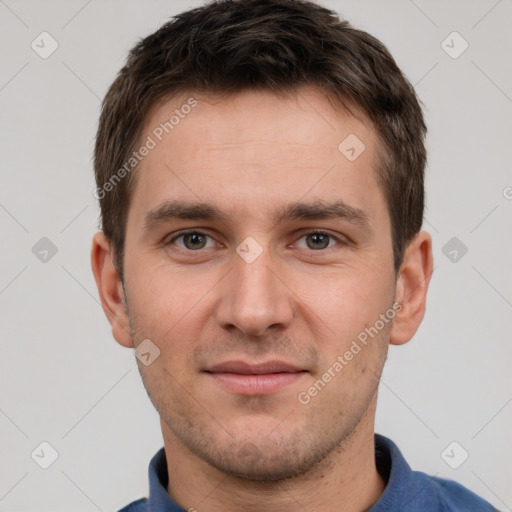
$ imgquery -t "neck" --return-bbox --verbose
[161,398,386,512]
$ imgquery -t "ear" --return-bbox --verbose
[389,230,433,346]
[91,231,133,348]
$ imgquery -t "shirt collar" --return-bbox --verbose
[146,446,184,511]
[146,434,413,511]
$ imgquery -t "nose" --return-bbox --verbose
[215,245,294,337]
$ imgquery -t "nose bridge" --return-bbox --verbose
[216,240,293,336]
[236,251,275,302]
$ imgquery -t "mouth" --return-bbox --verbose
[203,360,308,395]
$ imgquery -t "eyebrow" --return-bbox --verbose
[143,199,371,230]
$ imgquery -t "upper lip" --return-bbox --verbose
[205,360,304,375]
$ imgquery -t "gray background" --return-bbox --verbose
[1,0,511,510]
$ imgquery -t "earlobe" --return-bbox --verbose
[91,232,134,348]
[389,231,433,346]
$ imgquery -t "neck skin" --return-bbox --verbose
[161,395,386,512]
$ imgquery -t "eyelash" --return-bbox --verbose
[165,229,345,253]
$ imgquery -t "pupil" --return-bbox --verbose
[182,233,329,250]
[308,233,329,249]
[185,233,205,249]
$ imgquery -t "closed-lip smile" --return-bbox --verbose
[204,360,308,395]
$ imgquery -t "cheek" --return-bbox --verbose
[130,260,204,312]
[125,265,196,339]
[302,267,390,327]
[297,272,393,381]
[126,264,225,370]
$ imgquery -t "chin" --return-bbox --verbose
[213,449,312,482]
[195,433,337,483]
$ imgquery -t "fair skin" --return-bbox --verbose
[92,87,432,511]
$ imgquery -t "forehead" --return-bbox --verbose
[127,87,387,229]
[143,87,376,158]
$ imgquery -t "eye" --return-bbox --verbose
[167,230,217,251]
[294,230,343,251]
[165,229,345,253]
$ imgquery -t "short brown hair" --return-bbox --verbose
[94,0,426,279]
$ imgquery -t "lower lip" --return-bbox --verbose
[206,372,306,395]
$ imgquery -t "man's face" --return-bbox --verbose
[122,87,397,480]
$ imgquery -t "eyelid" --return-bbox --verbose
[291,229,345,249]
[165,228,347,252]
[165,228,219,249]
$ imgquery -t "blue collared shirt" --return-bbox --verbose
[118,434,498,511]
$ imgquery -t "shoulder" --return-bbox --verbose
[116,497,148,512]
[424,473,499,511]
[373,435,498,511]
